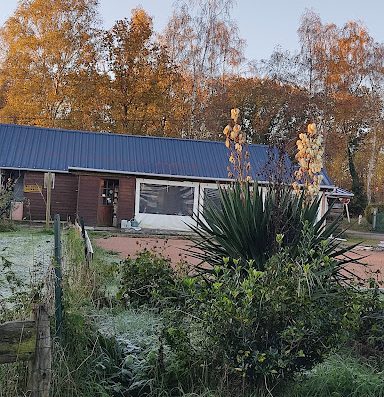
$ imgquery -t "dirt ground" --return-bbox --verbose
[94,235,200,265]
[94,235,384,284]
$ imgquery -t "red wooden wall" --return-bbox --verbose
[116,177,135,224]
[76,175,100,226]
[23,172,78,222]
[22,171,136,226]
[76,174,136,226]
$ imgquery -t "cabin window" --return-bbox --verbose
[101,179,119,206]
[139,183,194,216]
[203,188,221,215]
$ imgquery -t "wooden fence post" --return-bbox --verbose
[54,214,63,337]
[80,216,87,262]
[45,172,52,229]
[29,305,51,397]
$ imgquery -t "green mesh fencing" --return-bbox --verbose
[375,212,384,232]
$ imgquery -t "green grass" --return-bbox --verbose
[343,236,382,247]
[88,230,119,239]
[49,228,114,396]
[3,226,382,397]
[0,362,29,397]
[343,217,372,233]
[288,353,384,397]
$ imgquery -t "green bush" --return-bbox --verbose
[355,290,384,359]
[0,219,18,232]
[365,203,384,224]
[189,182,345,273]
[119,250,179,307]
[0,179,14,219]
[165,224,376,393]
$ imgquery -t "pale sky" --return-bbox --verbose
[1,0,384,61]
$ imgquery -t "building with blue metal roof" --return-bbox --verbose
[0,123,338,230]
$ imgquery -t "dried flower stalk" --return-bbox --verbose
[293,123,324,199]
[223,108,251,183]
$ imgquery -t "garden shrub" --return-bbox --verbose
[365,203,384,224]
[189,181,346,273]
[165,224,377,393]
[0,219,18,232]
[119,250,179,307]
[0,179,14,219]
[354,289,384,359]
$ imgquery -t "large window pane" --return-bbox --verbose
[139,183,194,216]
[203,188,221,215]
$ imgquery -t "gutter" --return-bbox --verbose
[0,165,336,190]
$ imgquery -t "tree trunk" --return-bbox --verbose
[348,140,367,214]
[366,127,378,204]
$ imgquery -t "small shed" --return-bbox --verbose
[326,187,354,224]
[1,123,339,230]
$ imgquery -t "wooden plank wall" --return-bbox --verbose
[116,177,135,224]
[23,172,78,222]
[77,174,136,226]
[23,172,136,227]
[76,175,101,226]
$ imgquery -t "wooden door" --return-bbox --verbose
[97,179,119,226]
[97,205,113,226]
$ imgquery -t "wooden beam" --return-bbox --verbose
[45,172,52,228]
[0,320,36,364]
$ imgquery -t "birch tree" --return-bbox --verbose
[298,12,384,211]
[161,0,245,138]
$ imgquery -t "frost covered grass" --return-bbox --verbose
[0,226,53,299]
[0,226,54,396]
[93,307,162,341]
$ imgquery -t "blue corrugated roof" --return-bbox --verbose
[327,187,354,197]
[0,123,334,186]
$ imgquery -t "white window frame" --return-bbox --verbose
[135,178,199,231]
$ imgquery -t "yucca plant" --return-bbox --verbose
[188,181,359,275]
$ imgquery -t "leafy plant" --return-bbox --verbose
[0,178,14,219]
[189,181,352,273]
[167,224,378,394]
[355,289,384,359]
[0,219,18,232]
[94,308,165,396]
[119,250,179,307]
